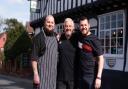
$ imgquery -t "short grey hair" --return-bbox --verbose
[64,18,74,28]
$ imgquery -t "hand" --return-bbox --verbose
[33,74,40,84]
[95,78,101,89]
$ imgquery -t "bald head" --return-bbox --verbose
[44,15,55,32]
[45,15,55,22]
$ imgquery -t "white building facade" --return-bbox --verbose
[29,0,128,88]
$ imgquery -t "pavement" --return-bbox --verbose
[0,74,32,84]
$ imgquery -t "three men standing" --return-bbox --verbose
[29,15,104,89]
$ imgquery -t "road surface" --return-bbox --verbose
[0,74,32,89]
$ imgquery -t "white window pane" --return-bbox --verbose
[111,29,117,38]
[101,39,104,46]
[100,17,105,23]
[117,38,123,47]
[117,20,123,27]
[117,13,123,20]
[117,29,123,37]
[111,47,116,54]
[100,31,104,38]
[105,31,110,47]
[111,14,116,21]
[111,21,116,28]
[100,24,104,30]
[106,16,110,22]
[117,47,123,54]
[105,22,110,29]
[105,47,110,53]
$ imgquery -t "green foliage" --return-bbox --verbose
[4,18,32,60]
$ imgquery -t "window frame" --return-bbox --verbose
[98,10,125,57]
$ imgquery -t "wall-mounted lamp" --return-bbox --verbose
[28,0,41,13]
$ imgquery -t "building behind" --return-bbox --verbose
[28,0,128,89]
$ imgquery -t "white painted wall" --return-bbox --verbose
[82,0,86,5]
[61,0,64,12]
[68,0,71,9]
[54,0,57,14]
[77,0,81,6]
[89,18,97,27]
[104,55,124,71]
[73,0,76,8]
[87,0,91,3]
[65,0,67,11]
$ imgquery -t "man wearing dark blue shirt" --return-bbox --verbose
[78,16,104,89]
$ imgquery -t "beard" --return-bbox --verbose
[81,29,90,36]
[44,28,54,36]
[65,31,72,39]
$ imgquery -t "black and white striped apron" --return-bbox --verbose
[38,36,58,89]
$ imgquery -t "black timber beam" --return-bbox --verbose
[30,0,127,28]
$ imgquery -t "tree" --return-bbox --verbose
[4,18,32,60]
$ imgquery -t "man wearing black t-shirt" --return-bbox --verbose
[57,18,79,89]
[78,16,104,89]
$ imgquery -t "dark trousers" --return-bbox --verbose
[57,80,75,89]
[79,78,94,89]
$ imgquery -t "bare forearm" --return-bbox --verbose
[31,60,38,75]
[97,55,104,78]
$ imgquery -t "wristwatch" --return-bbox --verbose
[96,77,101,80]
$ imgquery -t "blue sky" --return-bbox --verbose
[0,0,30,25]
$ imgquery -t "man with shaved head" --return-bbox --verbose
[57,18,79,89]
[31,15,58,89]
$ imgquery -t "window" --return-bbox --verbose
[98,10,125,55]
[55,24,63,33]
